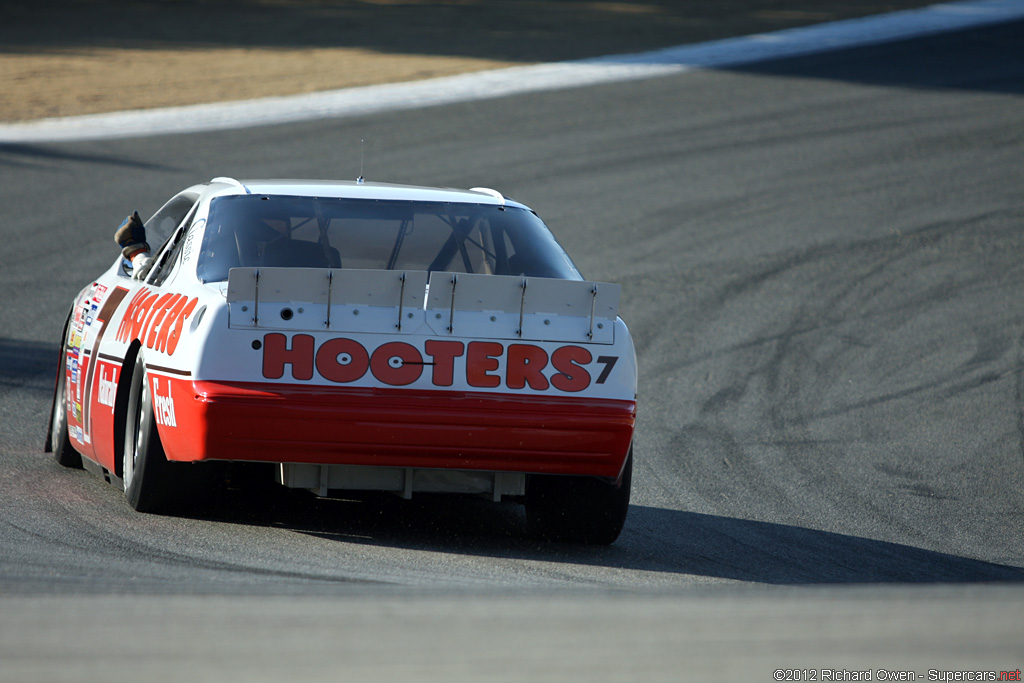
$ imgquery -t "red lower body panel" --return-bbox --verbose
[157,378,635,478]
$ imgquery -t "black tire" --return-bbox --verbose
[50,335,82,469]
[123,354,176,512]
[525,446,632,545]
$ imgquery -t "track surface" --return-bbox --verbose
[2,17,1024,682]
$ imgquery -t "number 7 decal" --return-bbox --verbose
[596,356,618,384]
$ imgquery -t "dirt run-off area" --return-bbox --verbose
[1,0,939,123]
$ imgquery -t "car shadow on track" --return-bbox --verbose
[183,483,1024,585]
[623,505,1024,584]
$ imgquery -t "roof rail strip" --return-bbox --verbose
[470,187,505,204]
[210,176,251,194]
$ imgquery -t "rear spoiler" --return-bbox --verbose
[226,268,620,344]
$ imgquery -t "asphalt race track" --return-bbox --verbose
[2,16,1024,682]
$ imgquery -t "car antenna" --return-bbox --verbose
[357,139,365,184]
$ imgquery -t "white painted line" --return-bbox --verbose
[1,0,1021,143]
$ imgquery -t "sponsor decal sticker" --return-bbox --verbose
[151,377,177,427]
[115,288,199,355]
[181,221,200,264]
[97,365,117,409]
[261,333,619,393]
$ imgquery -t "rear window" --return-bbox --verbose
[195,195,583,283]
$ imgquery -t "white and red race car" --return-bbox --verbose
[46,178,637,543]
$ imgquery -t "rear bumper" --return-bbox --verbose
[159,379,635,478]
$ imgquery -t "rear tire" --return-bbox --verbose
[525,447,632,545]
[123,354,175,512]
[50,336,82,469]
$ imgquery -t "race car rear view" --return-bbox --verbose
[47,178,637,544]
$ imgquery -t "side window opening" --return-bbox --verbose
[145,193,200,248]
[147,208,197,287]
[119,193,200,280]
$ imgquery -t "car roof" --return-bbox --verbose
[200,178,527,209]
